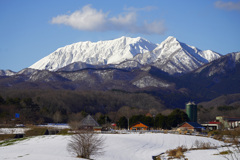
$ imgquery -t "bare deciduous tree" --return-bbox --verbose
[68,112,85,130]
[53,111,62,123]
[67,130,105,159]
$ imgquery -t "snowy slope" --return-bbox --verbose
[0,133,231,160]
[29,36,157,71]
[152,36,220,63]
[150,36,221,74]
[194,52,240,76]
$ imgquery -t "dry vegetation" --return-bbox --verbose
[67,130,105,159]
[163,140,218,159]
[166,146,188,159]
[191,139,217,150]
[165,129,240,160]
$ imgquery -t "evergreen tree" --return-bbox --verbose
[117,116,128,129]
[167,109,189,128]
[155,114,168,129]
[97,115,111,125]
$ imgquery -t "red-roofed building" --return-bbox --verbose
[202,116,240,130]
[130,122,149,131]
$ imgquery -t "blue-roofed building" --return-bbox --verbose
[178,122,205,132]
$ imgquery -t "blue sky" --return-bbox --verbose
[0,0,240,71]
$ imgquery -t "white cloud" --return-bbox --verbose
[51,5,107,31]
[51,5,166,35]
[110,12,137,26]
[214,1,240,11]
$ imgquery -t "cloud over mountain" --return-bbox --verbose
[51,5,166,34]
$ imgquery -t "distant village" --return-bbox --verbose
[78,102,240,134]
[1,101,240,139]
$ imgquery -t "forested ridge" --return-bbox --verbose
[0,89,166,124]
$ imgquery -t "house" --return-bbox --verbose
[216,116,240,129]
[201,121,221,131]
[201,116,240,130]
[178,122,204,132]
[79,115,102,131]
[130,122,149,131]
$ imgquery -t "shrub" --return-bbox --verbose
[166,146,187,158]
[192,140,216,149]
[67,130,105,159]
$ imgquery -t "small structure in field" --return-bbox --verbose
[79,115,102,131]
[178,122,204,132]
[130,122,149,131]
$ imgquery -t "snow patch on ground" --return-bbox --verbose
[0,128,30,134]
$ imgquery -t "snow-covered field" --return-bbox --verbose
[0,133,237,160]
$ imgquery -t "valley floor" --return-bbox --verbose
[0,133,238,160]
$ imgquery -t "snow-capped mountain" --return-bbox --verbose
[29,36,221,74]
[133,36,221,74]
[194,52,240,76]
[29,36,157,71]
[0,52,239,102]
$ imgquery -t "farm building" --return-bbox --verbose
[130,122,149,131]
[201,121,221,130]
[79,115,102,131]
[202,116,240,130]
[178,122,204,132]
[185,102,197,122]
[216,116,240,129]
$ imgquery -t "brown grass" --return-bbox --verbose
[166,140,217,159]
[219,150,233,155]
[0,134,15,141]
[24,127,48,137]
[166,146,187,158]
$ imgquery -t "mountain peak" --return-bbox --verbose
[166,36,177,40]
[151,36,221,74]
[29,36,221,74]
[117,36,148,43]
[164,36,178,43]
[156,36,181,50]
[29,36,157,71]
